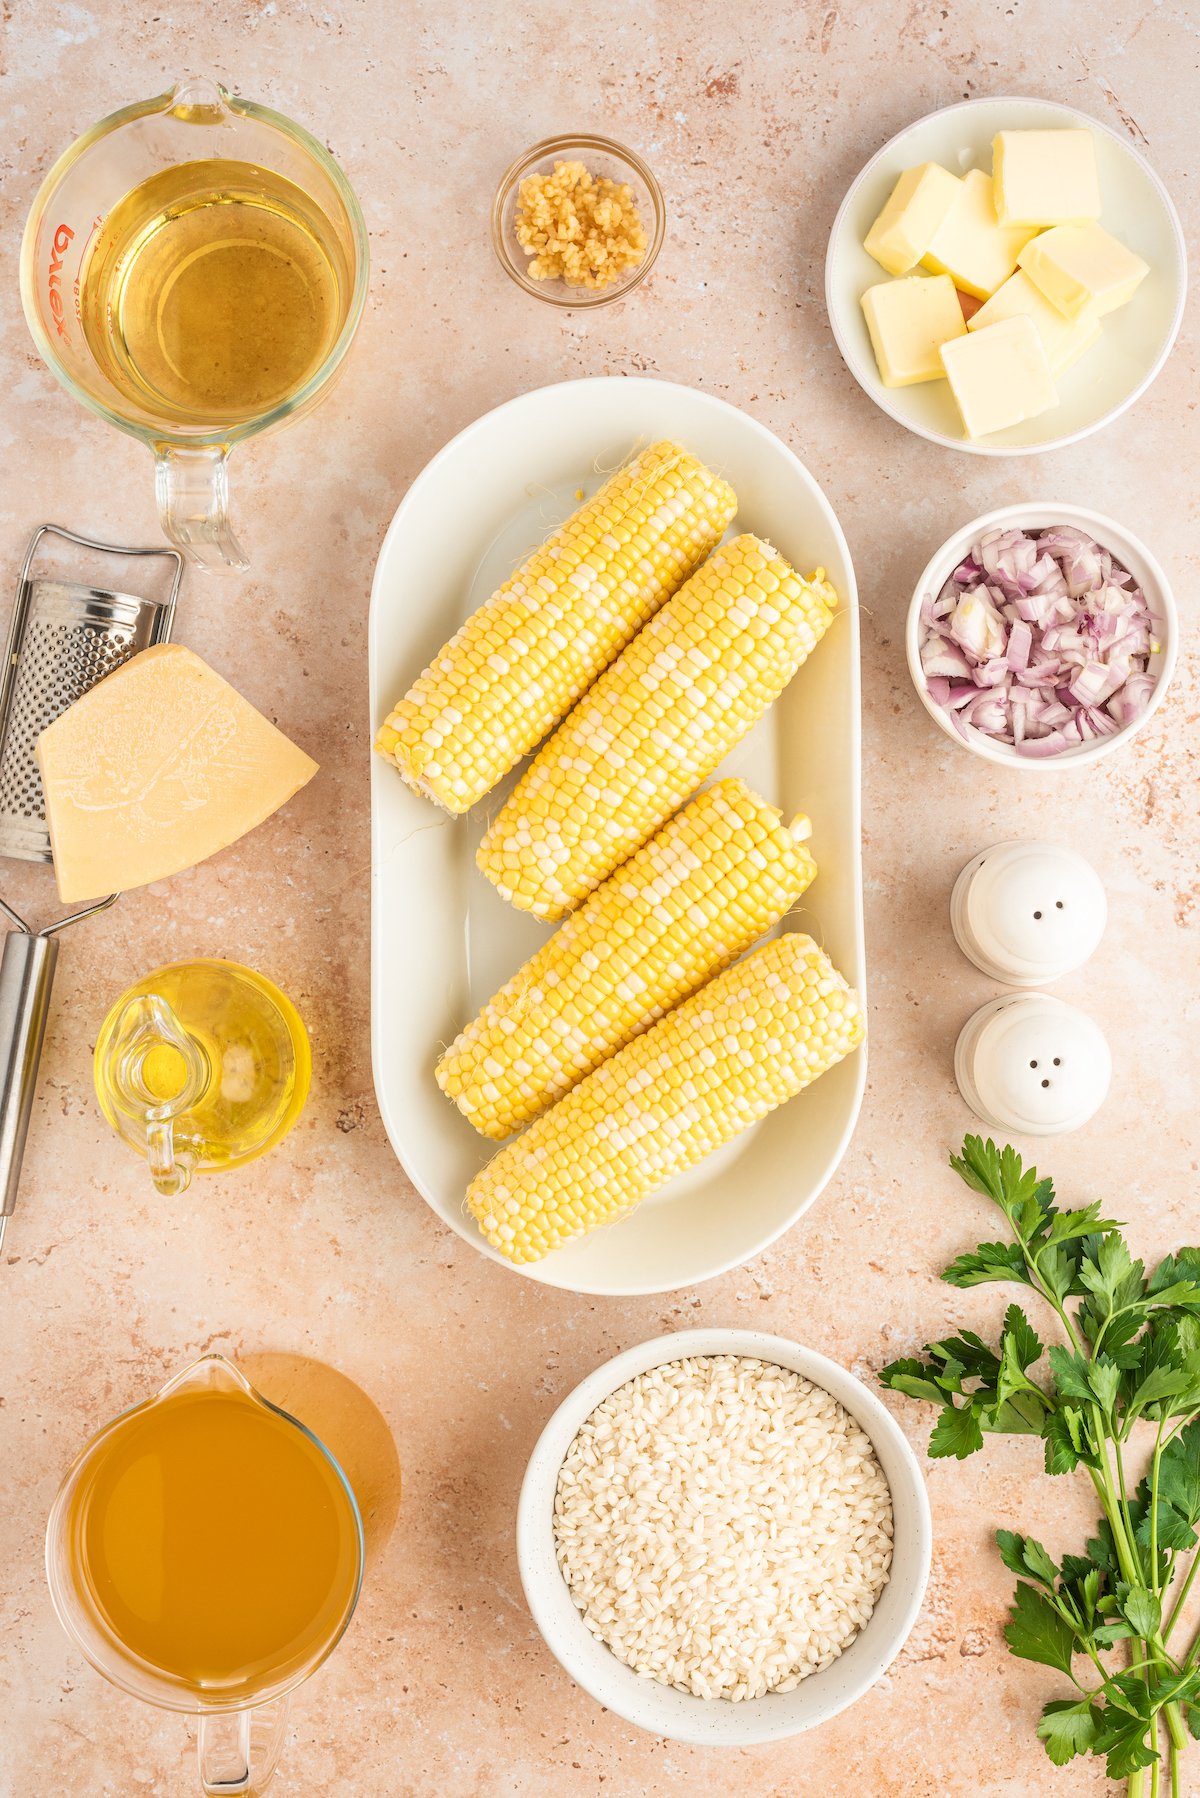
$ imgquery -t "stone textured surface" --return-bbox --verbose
[0,2,1196,1793]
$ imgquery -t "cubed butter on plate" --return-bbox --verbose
[940,315,1058,438]
[992,129,1102,227]
[863,162,961,275]
[860,274,967,386]
[921,167,1038,300]
[968,270,1101,375]
[1018,224,1150,319]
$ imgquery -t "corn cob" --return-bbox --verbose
[476,535,839,919]
[374,441,737,814]
[438,779,818,1140]
[466,933,864,1265]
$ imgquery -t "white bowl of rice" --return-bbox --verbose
[517,1329,931,1744]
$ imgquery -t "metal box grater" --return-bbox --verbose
[0,527,181,862]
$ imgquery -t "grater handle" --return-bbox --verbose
[0,928,59,1225]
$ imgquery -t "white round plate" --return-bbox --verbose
[826,96,1187,455]
[368,377,864,1295]
[517,1329,932,1744]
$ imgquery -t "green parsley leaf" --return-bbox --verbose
[1085,1356,1122,1414]
[933,1330,1001,1380]
[1116,1584,1161,1640]
[1002,1302,1043,1371]
[1037,1697,1099,1766]
[995,1529,1058,1588]
[1046,1202,1123,1246]
[1128,1363,1192,1417]
[1039,1241,1084,1305]
[1150,1249,1200,1304]
[877,1358,947,1406]
[1047,1345,1095,1405]
[1158,1416,1200,1515]
[941,1240,1028,1288]
[1003,1581,1078,1676]
[1043,1405,1095,1476]
[928,1401,984,1460]
[1106,1670,1155,1715]
[1077,1232,1144,1319]
[951,1137,1055,1233]
[1102,1723,1159,1782]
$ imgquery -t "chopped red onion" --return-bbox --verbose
[918,524,1160,757]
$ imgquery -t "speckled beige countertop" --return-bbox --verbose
[1,2,1196,1793]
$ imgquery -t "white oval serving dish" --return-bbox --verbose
[368,377,864,1295]
[517,1328,931,1744]
[826,96,1187,456]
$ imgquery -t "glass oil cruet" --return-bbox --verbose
[94,959,311,1193]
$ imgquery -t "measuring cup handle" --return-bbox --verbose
[197,1697,290,1796]
[155,445,249,575]
[0,929,59,1225]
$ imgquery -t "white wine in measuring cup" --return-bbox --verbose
[79,159,350,427]
[20,79,368,572]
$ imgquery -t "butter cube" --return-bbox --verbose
[1018,223,1149,319]
[940,316,1058,438]
[861,274,967,387]
[921,167,1038,300]
[968,271,1101,375]
[992,130,1101,227]
[864,162,961,275]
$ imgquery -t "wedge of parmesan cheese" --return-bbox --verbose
[36,644,318,902]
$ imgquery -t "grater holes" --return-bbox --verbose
[0,616,139,826]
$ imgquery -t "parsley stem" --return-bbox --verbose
[1164,1552,1200,1644]
[1114,1436,1141,1584]
[1151,1419,1167,1598]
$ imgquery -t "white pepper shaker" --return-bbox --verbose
[954,994,1112,1136]
[950,841,1107,987]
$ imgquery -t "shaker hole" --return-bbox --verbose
[1029,1059,1038,1069]
[1055,900,1064,909]
[1053,1057,1061,1066]
[1033,910,1043,920]
[1041,1079,1050,1088]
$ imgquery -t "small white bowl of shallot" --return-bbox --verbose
[906,504,1176,768]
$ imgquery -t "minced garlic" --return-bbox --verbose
[514,160,648,291]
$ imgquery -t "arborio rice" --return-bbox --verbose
[553,1355,893,1701]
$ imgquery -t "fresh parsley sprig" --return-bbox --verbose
[881,1138,1200,1797]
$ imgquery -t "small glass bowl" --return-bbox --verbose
[491,133,666,309]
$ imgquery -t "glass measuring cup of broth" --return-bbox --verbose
[20,77,368,575]
[46,1356,365,1795]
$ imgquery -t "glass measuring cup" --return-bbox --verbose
[20,77,369,575]
[46,1355,365,1796]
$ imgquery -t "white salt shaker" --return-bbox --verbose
[950,840,1107,987]
[954,994,1112,1136]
